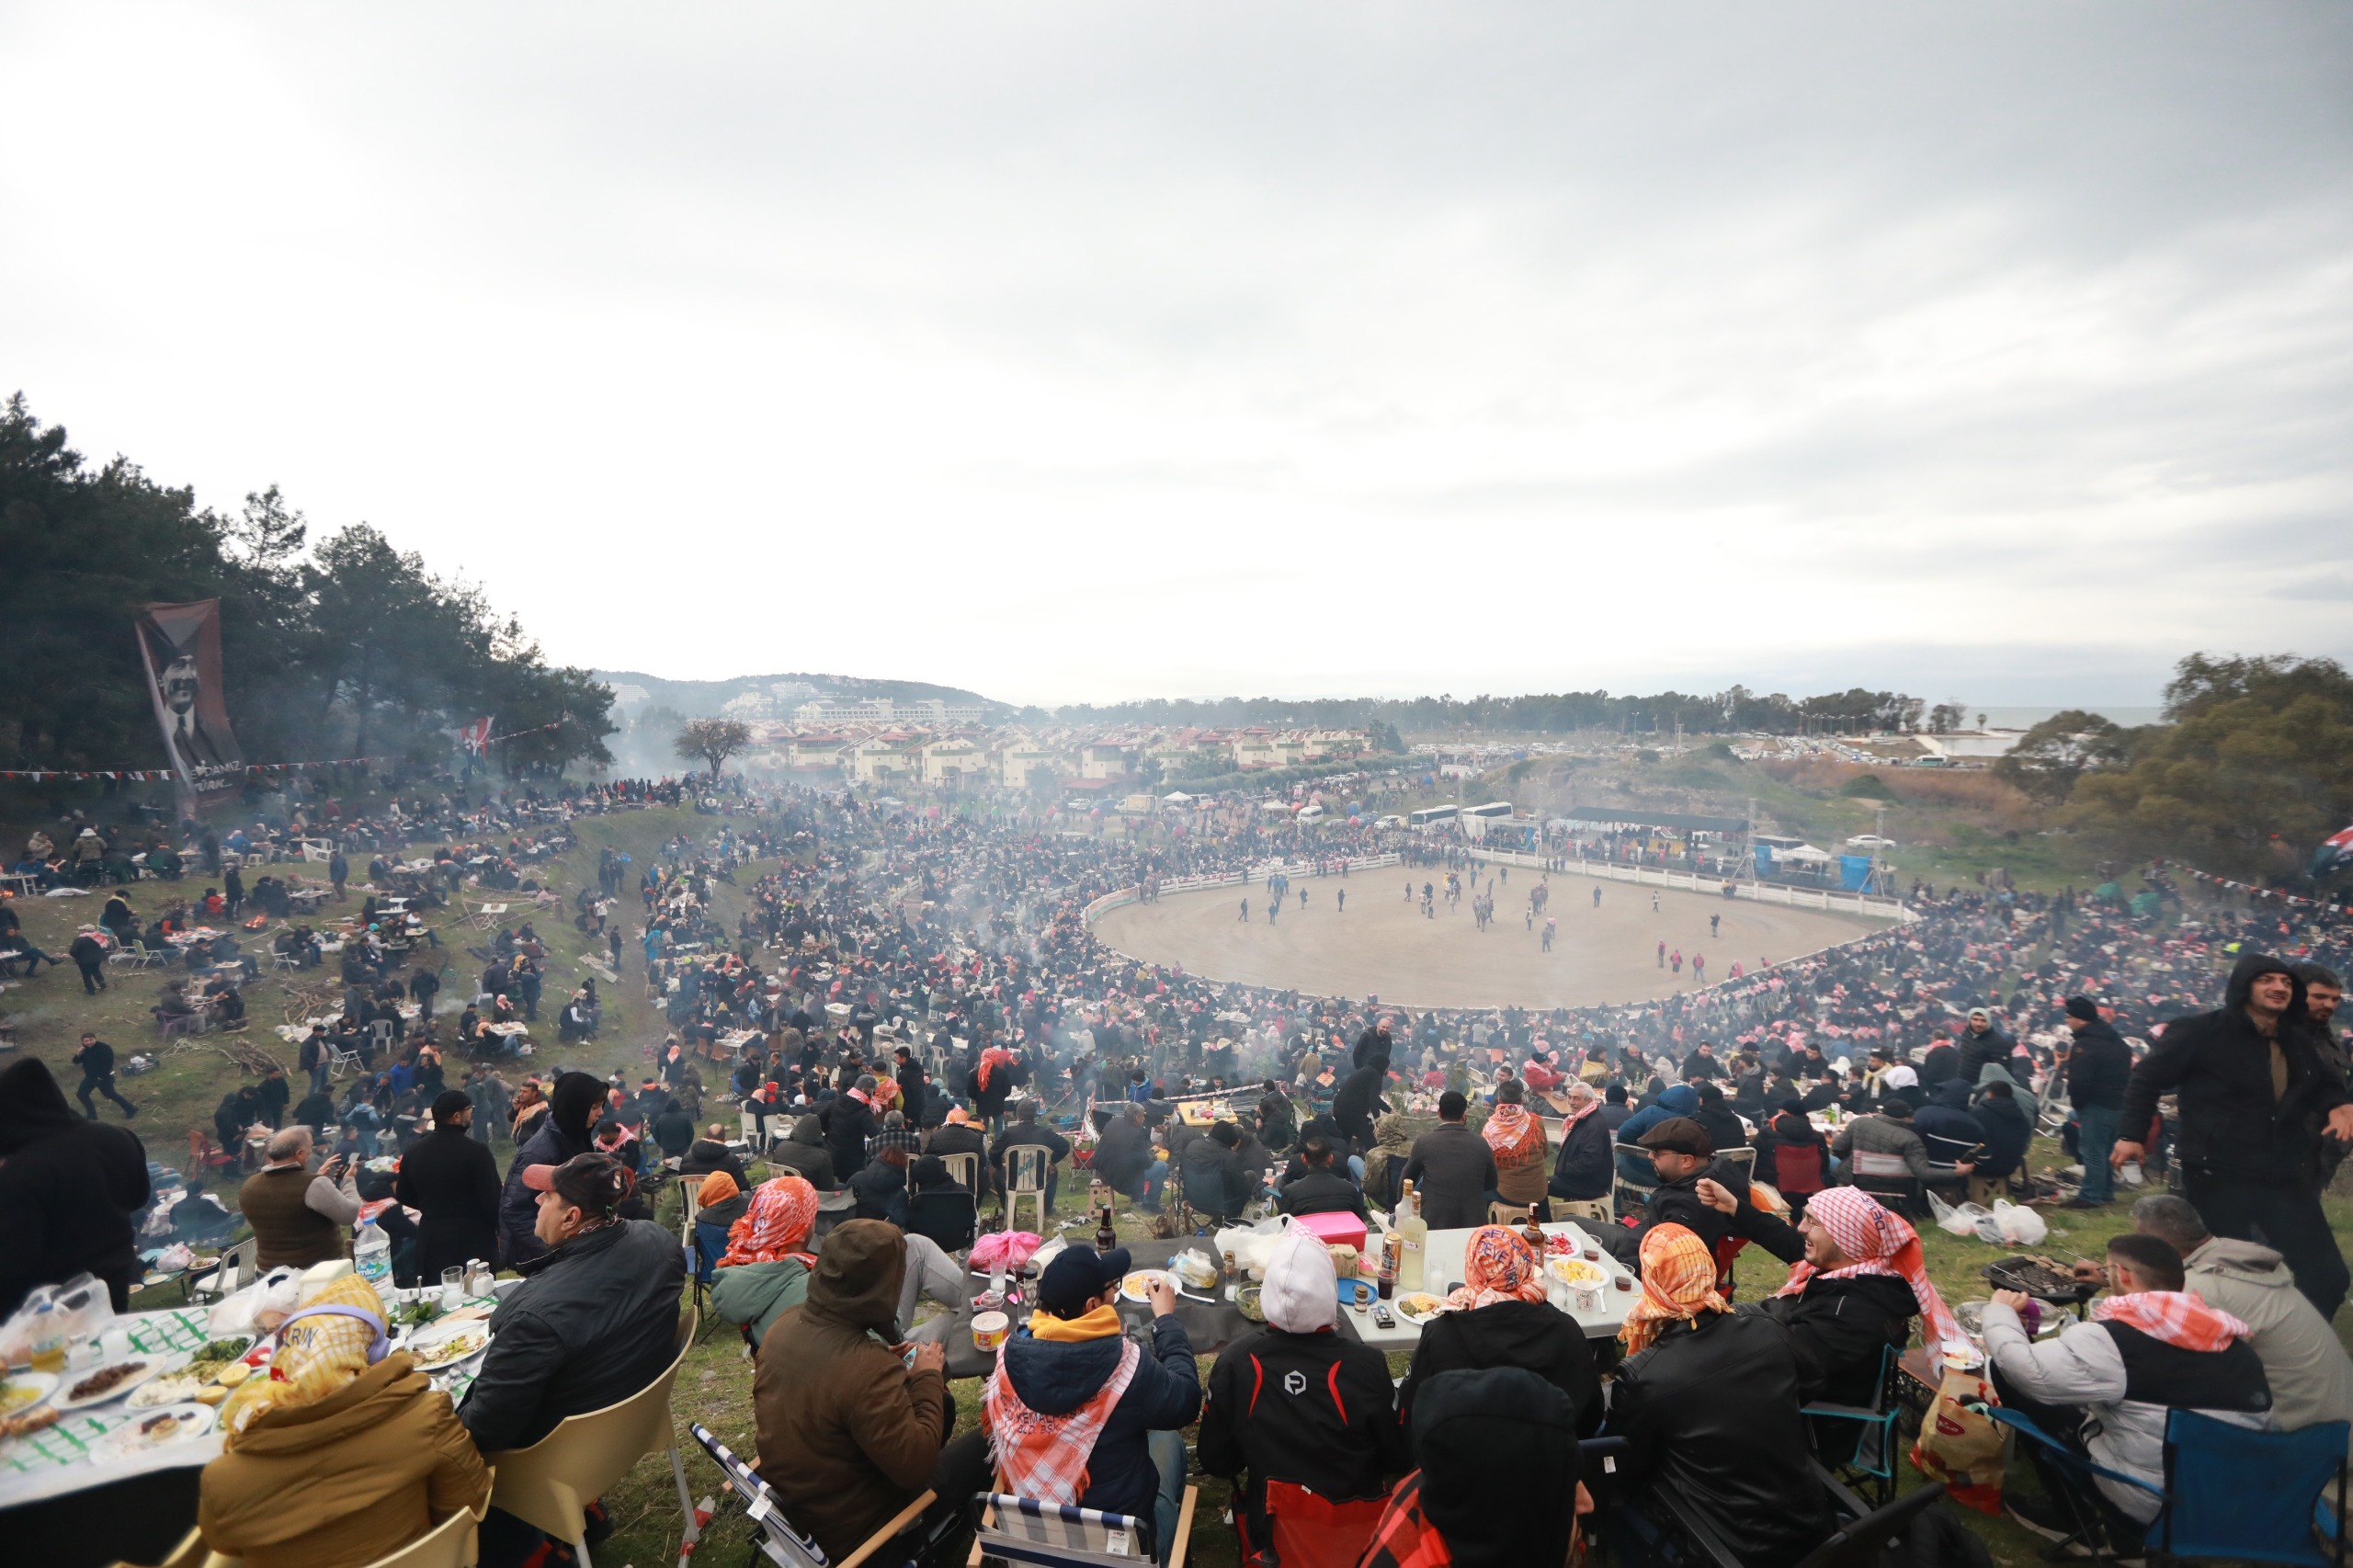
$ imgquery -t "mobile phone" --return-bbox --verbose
[1370,1304,1395,1329]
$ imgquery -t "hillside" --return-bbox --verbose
[595,668,1007,718]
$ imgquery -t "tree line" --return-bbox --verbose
[1,393,615,783]
[1051,686,1965,738]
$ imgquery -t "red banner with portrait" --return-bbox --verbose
[136,598,245,806]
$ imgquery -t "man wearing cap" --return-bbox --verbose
[1956,1006,2014,1086]
[949,1243,1199,1559]
[2059,996,2132,1209]
[1829,1095,1963,1186]
[1199,1221,1403,1555]
[756,1220,956,1565]
[1597,1117,1751,1268]
[464,1152,684,1566]
[394,1090,501,1283]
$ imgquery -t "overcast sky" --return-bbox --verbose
[6,5,2350,708]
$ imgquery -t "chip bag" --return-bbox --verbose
[1908,1357,2007,1516]
[222,1273,390,1440]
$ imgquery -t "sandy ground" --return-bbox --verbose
[1092,865,1893,1010]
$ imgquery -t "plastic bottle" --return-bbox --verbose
[28,1301,67,1373]
[353,1219,392,1288]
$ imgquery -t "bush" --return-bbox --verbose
[1840,773,1897,801]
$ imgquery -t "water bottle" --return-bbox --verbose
[353,1218,392,1287]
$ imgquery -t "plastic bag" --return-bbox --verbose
[1993,1199,2047,1246]
[1910,1359,2008,1516]
[208,1266,302,1336]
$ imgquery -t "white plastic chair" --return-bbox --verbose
[483,1312,698,1567]
[1003,1146,1050,1234]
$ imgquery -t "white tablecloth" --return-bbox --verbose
[1342,1221,1635,1349]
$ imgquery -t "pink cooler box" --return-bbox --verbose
[1294,1210,1369,1254]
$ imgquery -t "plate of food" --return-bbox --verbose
[128,1372,212,1411]
[52,1358,163,1412]
[1394,1292,1447,1324]
[1117,1269,1177,1304]
[1545,1257,1606,1288]
[0,1371,56,1417]
[187,1337,252,1373]
[100,1403,216,1455]
[406,1328,491,1371]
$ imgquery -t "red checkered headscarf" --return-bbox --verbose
[720,1174,818,1267]
[2096,1291,2249,1353]
[1773,1187,1965,1355]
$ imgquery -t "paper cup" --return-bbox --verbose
[971,1311,1010,1353]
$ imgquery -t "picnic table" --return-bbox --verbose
[284,887,329,913]
[703,1028,758,1062]
[470,902,509,929]
[1341,1221,1637,1350]
[938,1238,1258,1381]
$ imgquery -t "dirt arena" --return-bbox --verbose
[1091,866,1893,1011]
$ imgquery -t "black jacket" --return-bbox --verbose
[1724,1203,1915,1407]
[824,1096,878,1179]
[1274,1167,1367,1220]
[0,1060,150,1315]
[1692,1103,1749,1153]
[495,1071,602,1267]
[2120,953,2348,1186]
[1548,1111,1615,1201]
[459,1217,684,1452]
[1974,1092,2031,1180]
[767,1118,836,1190]
[2063,1018,2132,1110]
[394,1124,502,1282]
[1198,1325,1404,1545]
[1613,1312,1833,1568]
[1332,1062,1389,1149]
[847,1160,908,1226]
[1396,1299,1601,1446]
[1956,1028,2015,1087]
[1091,1114,1154,1194]
[652,1105,698,1159]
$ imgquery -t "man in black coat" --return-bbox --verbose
[1332,1054,1391,1154]
[1548,1089,1616,1204]
[824,1078,881,1181]
[1955,1008,2015,1085]
[1275,1136,1368,1220]
[72,1032,137,1119]
[2059,996,2133,1209]
[396,1090,502,1281]
[495,1070,604,1267]
[1597,1117,1751,1268]
[1089,1103,1163,1211]
[0,1059,151,1313]
[2116,952,2353,1318]
[892,1046,928,1119]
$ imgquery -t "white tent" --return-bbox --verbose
[1776,844,1835,866]
[1160,791,1195,803]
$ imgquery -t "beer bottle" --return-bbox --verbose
[1096,1205,1119,1255]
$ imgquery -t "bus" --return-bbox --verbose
[1462,801,1513,820]
[1407,805,1458,828]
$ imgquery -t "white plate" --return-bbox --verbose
[0,1370,57,1417]
[99,1403,216,1455]
[52,1358,165,1412]
[407,1329,492,1370]
[128,1372,212,1410]
[1117,1269,1178,1304]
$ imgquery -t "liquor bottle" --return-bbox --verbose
[1522,1204,1547,1254]
[1095,1205,1119,1255]
[1397,1181,1427,1290]
[1377,1233,1398,1301]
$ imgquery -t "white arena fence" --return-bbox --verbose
[1084,852,1401,922]
[1464,848,1918,925]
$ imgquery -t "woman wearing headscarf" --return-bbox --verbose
[1547,1080,1615,1204]
[494,1070,604,1267]
[1610,1223,1833,1568]
[1360,1111,1415,1213]
[199,1273,488,1568]
[710,1173,821,1348]
[1198,1223,1404,1558]
[1481,1080,1552,1216]
[1396,1227,1599,1444]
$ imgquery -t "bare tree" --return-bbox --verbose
[675,717,752,778]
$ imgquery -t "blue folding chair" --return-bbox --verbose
[2155,1410,2347,1568]
[1988,1406,2162,1562]
[688,1220,731,1337]
[1802,1345,1904,1507]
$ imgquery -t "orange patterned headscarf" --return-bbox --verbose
[720,1174,818,1267]
[1618,1222,1729,1356]
[1443,1226,1549,1312]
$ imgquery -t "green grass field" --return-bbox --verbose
[7,805,2344,1568]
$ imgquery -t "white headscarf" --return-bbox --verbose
[1262,1221,1339,1333]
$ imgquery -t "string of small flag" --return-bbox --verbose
[0,720,566,783]
[2154,858,2344,911]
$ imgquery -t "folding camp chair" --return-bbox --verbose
[1638,1460,1946,1568]
[2155,1410,2347,1568]
[1802,1345,1904,1507]
[967,1490,1197,1568]
[688,1421,936,1568]
[1989,1406,2163,1562]
[1847,1151,1923,1219]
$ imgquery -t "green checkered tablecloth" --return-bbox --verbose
[0,1309,219,1503]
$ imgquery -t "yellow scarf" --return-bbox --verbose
[1028,1303,1123,1343]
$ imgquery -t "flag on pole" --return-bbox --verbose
[460,717,494,757]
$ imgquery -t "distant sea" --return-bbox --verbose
[1973,705,2165,732]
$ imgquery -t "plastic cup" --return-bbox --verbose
[972,1311,1010,1353]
